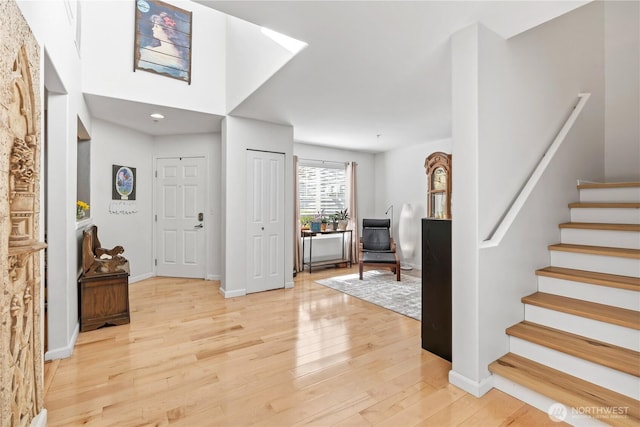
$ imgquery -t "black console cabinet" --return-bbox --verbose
[421,218,452,361]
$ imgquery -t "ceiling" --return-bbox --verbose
[87,1,589,153]
[84,93,223,136]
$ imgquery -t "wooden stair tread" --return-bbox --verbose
[559,222,640,232]
[548,243,640,259]
[577,182,640,190]
[522,292,640,330]
[489,353,640,427]
[506,321,640,377]
[536,266,640,291]
[569,202,640,208]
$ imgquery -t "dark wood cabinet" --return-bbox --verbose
[421,218,452,361]
[79,272,130,332]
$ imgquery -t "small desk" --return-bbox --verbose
[301,229,353,273]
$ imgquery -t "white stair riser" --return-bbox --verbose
[509,337,639,400]
[492,375,609,427]
[560,228,640,249]
[579,187,640,203]
[570,207,640,224]
[549,251,640,278]
[537,277,640,311]
[524,305,640,351]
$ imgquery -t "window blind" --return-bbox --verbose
[298,163,346,216]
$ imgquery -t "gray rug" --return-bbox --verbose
[315,270,421,320]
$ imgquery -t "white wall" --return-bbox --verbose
[226,16,302,113]
[153,133,222,280]
[221,117,294,297]
[18,0,93,360]
[451,2,605,396]
[90,120,154,282]
[604,0,640,182]
[81,0,226,115]
[451,24,482,390]
[374,139,452,269]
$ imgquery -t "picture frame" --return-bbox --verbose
[134,0,192,84]
[112,165,136,201]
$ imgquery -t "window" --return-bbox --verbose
[298,161,346,217]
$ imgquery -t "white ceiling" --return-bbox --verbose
[84,93,223,136]
[87,1,589,152]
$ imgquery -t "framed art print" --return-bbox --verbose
[112,165,136,200]
[134,0,192,84]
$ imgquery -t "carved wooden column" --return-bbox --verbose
[1,1,45,425]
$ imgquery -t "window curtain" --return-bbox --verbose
[346,161,359,263]
[293,155,302,272]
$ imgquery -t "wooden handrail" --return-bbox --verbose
[480,93,591,249]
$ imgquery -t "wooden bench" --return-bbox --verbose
[78,225,130,332]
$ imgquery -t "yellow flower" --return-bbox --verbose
[77,201,90,211]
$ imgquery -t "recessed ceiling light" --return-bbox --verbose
[150,113,165,120]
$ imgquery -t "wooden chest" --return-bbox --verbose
[79,272,130,332]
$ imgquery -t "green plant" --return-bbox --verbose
[300,215,314,226]
[335,208,349,221]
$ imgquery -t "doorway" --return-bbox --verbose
[155,156,206,278]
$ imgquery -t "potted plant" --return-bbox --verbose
[320,216,328,231]
[300,215,313,230]
[311,211,323,232]
[327,214,337,231]
[335,208,349,230]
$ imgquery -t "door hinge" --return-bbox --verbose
[155,170,157,178]
[155,259,157,266]
[155,214,157,222]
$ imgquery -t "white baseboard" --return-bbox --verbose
[45,322,79,361]
[31,408,47,427]
[448,369,493,397]
[219,287,246,298]
[285,281,294,289]
[206,274,221,281]
[130,272,154,284]
[493,374,608,426]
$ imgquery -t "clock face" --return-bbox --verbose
[432,167,447,191]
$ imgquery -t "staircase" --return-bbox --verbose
[490,182,640,426]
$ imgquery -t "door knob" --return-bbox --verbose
[194,224,203,229]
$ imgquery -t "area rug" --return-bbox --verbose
[315,270,421,320]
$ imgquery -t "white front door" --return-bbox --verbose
[246,150,285,293]
[156,157,206,278]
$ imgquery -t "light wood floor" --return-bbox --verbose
[43,266,562,426]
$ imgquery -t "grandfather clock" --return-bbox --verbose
[424,152,452,219]
[422,151,452,361]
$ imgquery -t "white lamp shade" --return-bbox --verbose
[398,203,416,261]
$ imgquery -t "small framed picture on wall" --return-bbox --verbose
[112,165,136,200]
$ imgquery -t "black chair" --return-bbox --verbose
[358,218,400,281]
